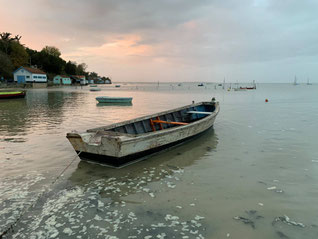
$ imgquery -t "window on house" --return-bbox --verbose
[33,76,38,78]
[26,76,30,78]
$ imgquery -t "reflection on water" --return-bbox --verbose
[0,98,28,136]
[1,84,318,238]
[70,128,218,185]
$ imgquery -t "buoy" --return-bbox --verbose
[265,99,268,102]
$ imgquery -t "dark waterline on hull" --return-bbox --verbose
[76,126,214,167]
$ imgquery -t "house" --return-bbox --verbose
[71,75,87,85]
[95,78,104,84]
[53,75,72,85]
[13,66,47,83]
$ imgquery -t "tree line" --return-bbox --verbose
[0,32,110,82]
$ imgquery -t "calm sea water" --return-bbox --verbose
[0,83,318,238]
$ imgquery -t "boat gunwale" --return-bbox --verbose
[0,90,26,95]
[120,104,219,143]
[73,101,219,142]
[87,101,214,130]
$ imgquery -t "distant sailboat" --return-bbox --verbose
[307,78,312,85]
[293,76,299,86]
[237,80,256,90]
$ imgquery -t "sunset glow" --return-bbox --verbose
[1,0,318,82]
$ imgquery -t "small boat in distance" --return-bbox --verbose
[96,96,133,104]
[115,85,121,88]
[67,100,219,167]
[198,83,204,87]
[97,102,132,107]
[239,86,256,90]
[90,88,101,91]
[234,87,246,91]
[238,80,256,90]
[90,85,98,87]
[0,90,26,99]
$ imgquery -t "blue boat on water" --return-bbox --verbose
[90,88,101,91]
[96,96,133,103]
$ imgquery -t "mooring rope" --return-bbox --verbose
[0,151,82,239]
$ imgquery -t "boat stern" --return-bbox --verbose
[66,131,124,158]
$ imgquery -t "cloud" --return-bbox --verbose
[1,0,318,82]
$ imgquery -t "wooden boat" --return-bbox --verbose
[96,96,132,103]
[66,100,219,167]
[0,90,26,99]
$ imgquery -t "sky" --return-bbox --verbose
[1,0,317,83]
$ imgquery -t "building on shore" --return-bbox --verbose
[70,75,87,85]
[13,66,47,84]
[95,77,112,84]
[53,75,72,85]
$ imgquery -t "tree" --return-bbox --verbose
[9,41,29,68]
[0,52,14,78]
[42,46,61,58]
[65,61,77,75]
[37,50,65,74]
[76,63,87,75]
[0,32,22,54]
[89,71,98,78]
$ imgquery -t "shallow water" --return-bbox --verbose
[1,83,318,238]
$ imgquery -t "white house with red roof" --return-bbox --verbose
[13,66,47,83]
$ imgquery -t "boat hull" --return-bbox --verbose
[0,91,26,99]
[67,101,219,167]
[96,97,132,103]
[75,127,212,167]
[90,88,101,91]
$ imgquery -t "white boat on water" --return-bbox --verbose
[67,100,219,167]
[96,96,133,103]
